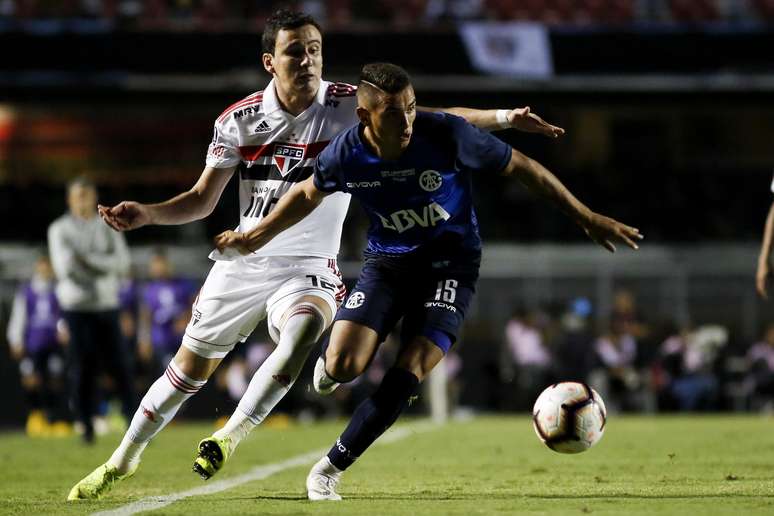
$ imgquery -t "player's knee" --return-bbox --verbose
[325,348,367,382]
[395,335,447,382]
[172,348,219,381]
[280,302,327,346]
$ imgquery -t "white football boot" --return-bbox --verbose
[306,456,343,501]
[313,356,340,395]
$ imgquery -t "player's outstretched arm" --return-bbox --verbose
[422,106,564,137]
[98,166,236,231]
[214,175,330,255]
[756,201,774,298]
[504,148,643,253]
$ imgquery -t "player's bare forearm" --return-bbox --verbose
[147,166,235,225]
[420,106,564,137]
[505,149,642,252]
[755,201,774,297]
[430,107,501,130]
[506,149,592,224]
[242,177,327,252]
[144,190,214,225]
[99,166,234,231]
[758,202,774,266]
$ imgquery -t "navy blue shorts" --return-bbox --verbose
[334,251,480,353]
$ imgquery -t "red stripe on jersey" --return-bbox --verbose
[328,82,357,92]
[220,92,263,115]
[217,97,263,124]
[306,140,332,158]
[238,143,275,161]
[217,93,264,123]
[238,140,331,162]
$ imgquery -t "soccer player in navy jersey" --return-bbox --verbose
[67,9,567,500]
[215,61,643,500]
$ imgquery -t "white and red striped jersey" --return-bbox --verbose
[206,79,358,260]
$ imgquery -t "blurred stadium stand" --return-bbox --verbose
[2,0,774,428]
[2,1,774,28]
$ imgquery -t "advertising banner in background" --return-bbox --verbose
[459,22,553,78]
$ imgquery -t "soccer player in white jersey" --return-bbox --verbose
[66,9,564,501]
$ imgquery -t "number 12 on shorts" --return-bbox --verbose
[307,275,337,292]
[434,279,458,303]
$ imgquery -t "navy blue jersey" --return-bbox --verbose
[313,111,512,255]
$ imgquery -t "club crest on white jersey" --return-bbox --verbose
[273,143,305,177]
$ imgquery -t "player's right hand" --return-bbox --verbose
[214,230,254,255]
[98,202,151,231]
[581,212,643,253]
[507,106,565,139]
[756,260,770,299]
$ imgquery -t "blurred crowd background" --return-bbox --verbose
[4,0,774,28]
[2,0,774,436]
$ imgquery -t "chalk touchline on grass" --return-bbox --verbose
[91,421,439,516]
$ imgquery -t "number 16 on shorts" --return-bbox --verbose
[434,279,458,303]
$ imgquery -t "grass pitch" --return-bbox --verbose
[1,415,773,515]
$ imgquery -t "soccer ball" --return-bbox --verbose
[532,382,607,454]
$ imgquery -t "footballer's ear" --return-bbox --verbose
[262,53,275,75]
[356,106,371,127]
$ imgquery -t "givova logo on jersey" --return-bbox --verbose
[273,143,305,177]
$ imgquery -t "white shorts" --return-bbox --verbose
[182,256,346,359]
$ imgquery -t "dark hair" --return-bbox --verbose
[359,62,411,94]
[261,9,322,54]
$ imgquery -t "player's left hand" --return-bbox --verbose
[581,212,643,253]
[506,107,565,138]
[213,230,253,255]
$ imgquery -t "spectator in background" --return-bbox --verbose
[138,249,197,378]
[552,297,596,381]
[746,323,774,409]
[501,306,552,410]
[119,278,139,356]
[590,316,641,412]
[6,254,70,436]
[611,288,650,340]
[47,177,136,443]
[659,324,725,411]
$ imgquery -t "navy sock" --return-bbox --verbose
[327,367,419,470]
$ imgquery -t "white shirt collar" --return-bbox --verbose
[261,78,330,116]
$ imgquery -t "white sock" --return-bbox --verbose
[214,303,325,447]
[315,456,343,477]
[108,360,206,474]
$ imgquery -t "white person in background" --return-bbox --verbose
[48,177,135,445]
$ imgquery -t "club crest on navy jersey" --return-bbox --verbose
[273,143,306,177]
[419,170,442,192]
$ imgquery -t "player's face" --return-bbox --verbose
[265,25,323,99]
[368,86,416,152]
[67,184,97,219]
